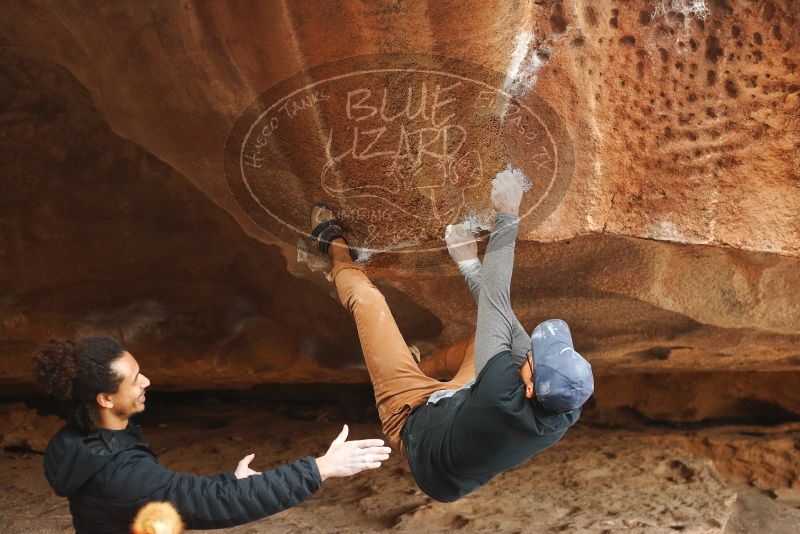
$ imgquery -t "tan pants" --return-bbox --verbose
[331,257,475,453]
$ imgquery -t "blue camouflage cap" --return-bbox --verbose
[531,319,594,412]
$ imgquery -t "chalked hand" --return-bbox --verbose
[445,223,478,263]
[491,168,525,215]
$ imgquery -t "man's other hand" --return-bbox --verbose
[315,424,391,481]
[490,168,525,215]
[445,223,478,263]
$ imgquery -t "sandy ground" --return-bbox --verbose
[1,399,799,533]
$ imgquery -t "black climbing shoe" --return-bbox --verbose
[309,203,359,262]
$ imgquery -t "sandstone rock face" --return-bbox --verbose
[1,1,797,254]
[0,49,419,392]
[0,2,798,420]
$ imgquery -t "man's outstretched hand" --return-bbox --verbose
[315,424,391,481]
[491,168,525,215]
[234,453,261,479]
[445,223,478,263]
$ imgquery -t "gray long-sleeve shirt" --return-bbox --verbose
[404,212,580,502]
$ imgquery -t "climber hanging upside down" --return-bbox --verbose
[310,168,595,502]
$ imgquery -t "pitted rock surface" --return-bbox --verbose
[0,2,798,421]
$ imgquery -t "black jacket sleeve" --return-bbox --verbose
[206,472,236,483]
[102,450,322,529]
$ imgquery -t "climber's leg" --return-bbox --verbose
[418,334,476,385]
[328,238,446,452]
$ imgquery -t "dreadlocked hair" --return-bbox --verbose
[33,336,125,433]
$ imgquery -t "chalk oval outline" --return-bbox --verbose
[226,54,572,255]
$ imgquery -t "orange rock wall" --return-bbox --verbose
[0,1,798,421]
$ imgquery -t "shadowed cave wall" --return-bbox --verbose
[0,1,798,424]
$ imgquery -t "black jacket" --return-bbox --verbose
[43,422,322,533]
